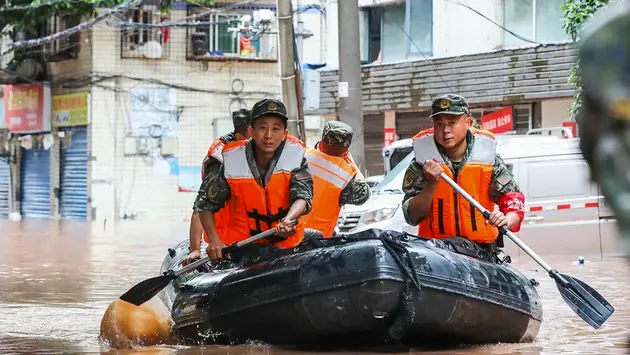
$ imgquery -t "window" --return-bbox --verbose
[406,0,432,58]
[121,7,170,59]
[380,3,406,63]
[45,14,80,62]
[503,0,568,47]
[525,160,591,200]
[186,6,277,61]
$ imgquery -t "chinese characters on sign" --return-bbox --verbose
[480,107,514,134]
[52,92,89,127]
[384,127,396,147]
[4,84,52,133]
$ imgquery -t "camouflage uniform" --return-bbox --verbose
[578,1,630,256]
[319,121,371,206]
[401,94,521,226]
[194,99,314,215]
[194,109,251,211]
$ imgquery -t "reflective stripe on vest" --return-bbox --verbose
[303,147,358,237]
[201,138,228,242]
[221,136,306,248]
[201,138,226,180]
[412,128,499,244]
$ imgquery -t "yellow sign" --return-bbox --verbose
[439,99,451,109]
[52,92,88,127]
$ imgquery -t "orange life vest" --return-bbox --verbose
[302,145,358,237]
[201,137,229,243]
[412,128,499,244]
[220,136,306,248]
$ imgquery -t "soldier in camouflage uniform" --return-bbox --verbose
[302,121,371,238]
[184,109,252,265]
[577,1,630,258]
[194,99,314,261]
[401,94,525,252]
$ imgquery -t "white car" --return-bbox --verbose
[365,174,384,189]
[336,153,414,235]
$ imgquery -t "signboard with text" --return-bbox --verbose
[480,106,514,134]
[52,92,89,128]
[384,127,396,147]
[4,84,51,133]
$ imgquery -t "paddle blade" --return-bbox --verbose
[119,273,176,306]
[554,273,615,329]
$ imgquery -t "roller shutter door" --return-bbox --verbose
[0,156,9,219]
[59,127,89,219]
[20,143,51,218]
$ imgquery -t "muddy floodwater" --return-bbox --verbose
[0,220,628,354]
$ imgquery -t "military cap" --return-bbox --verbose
[250,99,289,123]
[429,94,470,118]
[232,109,251,131]
[322,121,353,148]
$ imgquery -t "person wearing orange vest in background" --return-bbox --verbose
[194,99,314,262]
[183,109,252,266]
[401,94,526,255]
[303,121,371,238]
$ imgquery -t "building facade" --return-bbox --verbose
[0,0,281,222]
[305,0,577,175]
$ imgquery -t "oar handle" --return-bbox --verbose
[437,172,556,274]
[174,219,298,277]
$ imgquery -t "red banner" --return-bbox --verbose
[480,107,514,134]
[384,127,396,147]
[4,84,51,133]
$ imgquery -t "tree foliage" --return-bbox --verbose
[0,0,217,37]
[0,0,128,37]
[562,0,611,120]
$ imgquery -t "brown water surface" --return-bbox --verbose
[0,220,628,354]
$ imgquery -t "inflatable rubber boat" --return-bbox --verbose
[158,229,542,346]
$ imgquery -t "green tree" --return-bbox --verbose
[0,0,128,37]
[562,0,611,120]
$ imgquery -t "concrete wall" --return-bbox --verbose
[541,98,573,127]
[88,9,281,222]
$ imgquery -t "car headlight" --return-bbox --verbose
[362,204,399,224]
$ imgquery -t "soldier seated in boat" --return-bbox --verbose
[185,109,252,266]
[194,99,314,262]
[302,121,371,238]
[401,94,526,255]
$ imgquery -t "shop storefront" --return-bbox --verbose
[53,92,90,219]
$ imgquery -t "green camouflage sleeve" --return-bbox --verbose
[490,153,521,202]
[290,157,314,215]
[339,177,371,206]
[401,160,428,226]
[193,163,231,213]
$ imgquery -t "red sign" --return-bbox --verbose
[384,127,396,147]
[562,121,577,138]
[4,84,51,133]
[480,107,514,134]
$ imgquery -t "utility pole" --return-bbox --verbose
[337,0,365,172]
[277,0,301,139]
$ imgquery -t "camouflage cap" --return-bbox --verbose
[250,99,289,123]
[429,94,470,118]
[322,121,353,148]
[232,109,251,131]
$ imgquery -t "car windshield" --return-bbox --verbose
[372,151,415,195]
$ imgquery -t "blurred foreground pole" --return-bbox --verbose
[277,0,301,138]
[337,0,365,172]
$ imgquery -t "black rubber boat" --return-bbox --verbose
[158,229,542,346]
